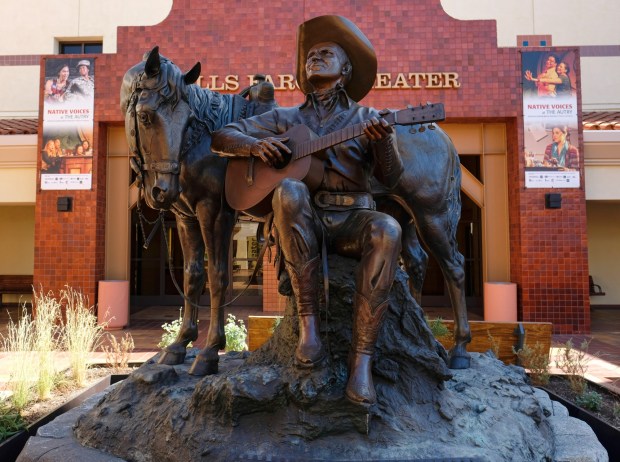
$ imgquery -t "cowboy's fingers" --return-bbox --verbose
[364,118,390,140]
[251,141,273,166]
[262,140,285,163]
[270,137,291,155]
[363,120,380,140]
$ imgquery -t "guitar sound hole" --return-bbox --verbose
[273,150,291,170]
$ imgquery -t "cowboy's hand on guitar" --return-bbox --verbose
[250,137,290,168]
[363,117,393,142]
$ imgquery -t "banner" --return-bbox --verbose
[522,50,580,188]
[40,58,95,190]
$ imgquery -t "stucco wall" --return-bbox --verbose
[0,206,35,275]
[587,201,620,305]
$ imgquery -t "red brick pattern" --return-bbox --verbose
[262,252,286,314]
[0,55,40,66]
[33,0,590,333]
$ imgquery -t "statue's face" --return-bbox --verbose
[305,42,350,84]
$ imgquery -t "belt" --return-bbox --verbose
[313,191,376,211]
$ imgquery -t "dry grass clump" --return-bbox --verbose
[555,338,592,395]
[514,342,551,386]
[32,288,62,400]
[61,286,105,386]
[102,332,135,371]
[1,307,36,410]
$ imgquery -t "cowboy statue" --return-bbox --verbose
[212,15,404,406]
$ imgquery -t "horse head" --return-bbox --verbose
[121,46,201,210]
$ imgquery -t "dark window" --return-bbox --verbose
[522,40,529,47]
[60,42,102,54]
[539,40,547,46]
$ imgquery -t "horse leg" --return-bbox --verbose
[158,216,203,365]
[400,219,428,305]
[189,202,236,376]
[416,212,471,369]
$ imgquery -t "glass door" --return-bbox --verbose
[130,207,264,307]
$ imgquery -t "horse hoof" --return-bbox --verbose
[188,356,219,376]
[448,353,471,369]
[158,350,186,365]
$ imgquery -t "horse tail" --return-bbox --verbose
[445,134,465,266]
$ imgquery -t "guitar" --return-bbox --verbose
[225,103,445,217]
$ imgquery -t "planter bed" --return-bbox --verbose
[0,374,127,462]
[541,376,620,460]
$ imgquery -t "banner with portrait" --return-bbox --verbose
[40,57,95,190]
[522,50,580,188]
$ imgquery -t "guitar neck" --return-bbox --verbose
[294,114,394,160]
[293,103,443,160]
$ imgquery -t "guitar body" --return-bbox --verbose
[225,125,324,217]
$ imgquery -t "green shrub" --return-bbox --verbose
[576,390,603,412]
[0,403,25,441]
[426,317,450,339]
[158,308,192,349]
[224,314,247,352]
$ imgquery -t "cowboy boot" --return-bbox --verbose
[285,256,325,368]
[345,292,389,406]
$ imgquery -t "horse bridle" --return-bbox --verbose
[125,73,184,185]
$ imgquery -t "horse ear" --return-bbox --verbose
[184,62,201,85]
[145,46,161,77]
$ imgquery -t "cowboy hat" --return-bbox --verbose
[296,15,377,102]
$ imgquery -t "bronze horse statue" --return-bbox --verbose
[374,124,470,368]
[121,47,274,375]
[121,46,470,374]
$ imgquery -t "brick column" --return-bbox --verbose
[33,119,107,310]
[508,118,591,334]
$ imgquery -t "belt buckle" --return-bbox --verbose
[314,191,330,208]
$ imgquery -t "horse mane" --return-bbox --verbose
[121,53,242,133]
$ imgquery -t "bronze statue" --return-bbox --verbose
[121,15,471,403]
[120,47,273,376]
[212,15,406,405]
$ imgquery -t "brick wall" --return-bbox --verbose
[33,0,590,333]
